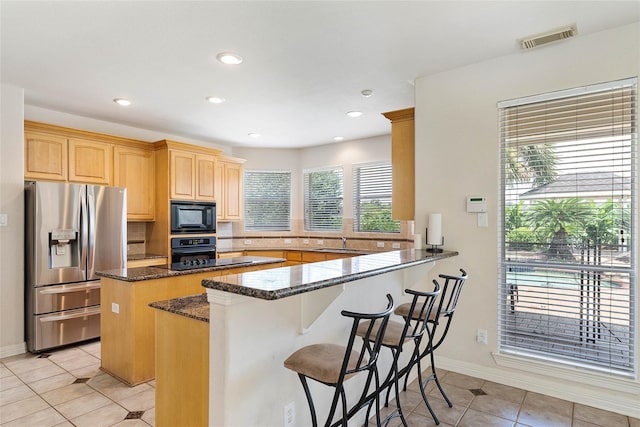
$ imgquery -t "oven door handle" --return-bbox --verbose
[172,248,217,255]
[40,306,101,322]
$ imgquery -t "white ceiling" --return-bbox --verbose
[2,1,639,148]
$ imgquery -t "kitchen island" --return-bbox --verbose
[96,255,285,385]
[151,249,457,427]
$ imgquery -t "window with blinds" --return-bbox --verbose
[243,170,291,231]
[303,167,343,232]
[498,78,637,376]
[353,162,400,233]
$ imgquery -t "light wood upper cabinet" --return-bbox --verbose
[24,131,68,181]
[170,149,216,202]
[382,107,415,221]
[114,146,155,221]
[214,156,245,221]
[170,150,196,200]
[195,154,216,201]
[68,138,113,185]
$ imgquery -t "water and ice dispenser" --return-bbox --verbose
[49,229,78,268]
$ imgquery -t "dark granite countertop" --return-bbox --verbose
[150,294,209,323]
[97,256,285,282]
[203,249,458,300]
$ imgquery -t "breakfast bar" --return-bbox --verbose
[152,249,457,427]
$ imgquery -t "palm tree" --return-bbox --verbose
[527,198,593,260]
[506,143,557,187]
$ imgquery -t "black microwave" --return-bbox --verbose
[170,201,216,234]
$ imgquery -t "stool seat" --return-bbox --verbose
[284,344,362,384]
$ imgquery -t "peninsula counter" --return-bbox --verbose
[152,249,458,427]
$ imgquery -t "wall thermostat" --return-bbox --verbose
[466,196,487,213]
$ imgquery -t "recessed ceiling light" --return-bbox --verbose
[333,136,345,141]
[206,96,226,104]
[361,89,373,98]
[346,111,363,118]
[113,98,131,106]
[216,52,243,65]
[248,133,261,138]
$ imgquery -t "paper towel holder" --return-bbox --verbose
[426,228,444,253]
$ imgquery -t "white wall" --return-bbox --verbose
[0,84,26,356]
[414,23,640,416]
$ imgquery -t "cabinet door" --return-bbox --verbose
[224,162,243,220]
[195,154,215,201]
[24,131,68,181]
[68,138,113,185]
[170,150,196,200]
[114,146,155,221]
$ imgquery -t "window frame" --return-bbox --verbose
[497,77,637,377]
[352,161,400,233]
[303,166,344,232]
[243,169,292,232]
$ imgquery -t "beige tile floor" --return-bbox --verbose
[1,340,639,427]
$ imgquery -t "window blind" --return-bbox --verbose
[498,78,637,375]
[352,162,400,233]
[303,167,343,232]
[244,170,291,231]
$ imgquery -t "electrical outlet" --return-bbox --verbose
[316,239,323,245]
[244,239,252,245]
[376,242,384,248]
[284,239,292,244]
[476,329,488,345]
[284,401,295,427]
[0,214,7,226]
[392,242,400,249]
[303,239,309,244]
[111,303,119,314]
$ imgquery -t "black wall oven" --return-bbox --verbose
[170,237,217,270]
[170,200,216,234]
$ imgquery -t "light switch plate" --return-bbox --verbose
[0,214,7,226]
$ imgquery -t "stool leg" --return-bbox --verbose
[430,349,452,408]
[416,354,440,425]
[298,374,318,427]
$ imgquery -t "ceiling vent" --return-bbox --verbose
[519,24,577,50]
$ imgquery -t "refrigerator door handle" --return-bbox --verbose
[86,186,96,278]
[79,185,88,278]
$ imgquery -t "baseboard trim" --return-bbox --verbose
[0,342,27,359]
[435,354,640,419]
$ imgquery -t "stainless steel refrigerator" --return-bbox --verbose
[25,181,127,352]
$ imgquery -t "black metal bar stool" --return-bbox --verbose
[284,294,394,427]
[356,283,441,426]
[395,268,468,425]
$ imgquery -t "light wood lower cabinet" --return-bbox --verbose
[24,131,68,181]
[155,310,208,427]
[68,138,112,185]
[100,261,284,385]
[114,146,155,221]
